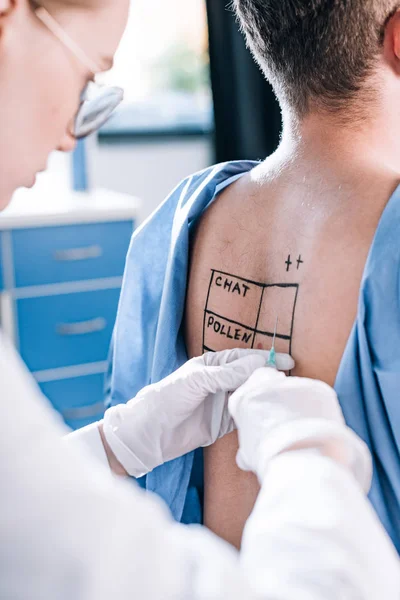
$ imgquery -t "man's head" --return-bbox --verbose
[0,0,129,208]
[233,0,400,119]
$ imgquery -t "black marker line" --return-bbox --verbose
[211,268,299,291]
[203,345,216,352]
[205,287,299,338]
[269,283,299,290]
[202,270,215,352]
[206,308,290,341]
[205,309,255,333]
[289,284,300,357]
[255,329,291,342]
[252,287,265,348]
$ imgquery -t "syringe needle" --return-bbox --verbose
[267,316,279,368]
[272,316,278,349]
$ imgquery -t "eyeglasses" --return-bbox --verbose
[35,6,123,139]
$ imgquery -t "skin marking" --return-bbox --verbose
[203,269,299,353]
[297,255,304,269]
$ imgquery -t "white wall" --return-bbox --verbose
[90,136,213,222]
[13,136,213,225]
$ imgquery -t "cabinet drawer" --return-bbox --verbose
[17,288,120,372]
[40,373,106,430]
[12,221,133,288]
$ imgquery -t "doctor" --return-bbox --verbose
[0,1,399,599]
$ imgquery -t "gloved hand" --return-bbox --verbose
[229,368,372,491]
[102,349,294,477]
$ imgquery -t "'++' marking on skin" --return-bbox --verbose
[297,255,304,269]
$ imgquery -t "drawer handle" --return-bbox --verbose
[62,401,106,420]
[54,245,103,262]
[56,317,107,336]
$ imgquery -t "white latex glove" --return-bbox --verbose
[103,349,294,477]
[229,368,372,491]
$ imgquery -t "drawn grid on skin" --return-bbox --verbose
[203,269,299,353]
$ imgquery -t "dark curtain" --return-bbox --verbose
[206,0,282,163]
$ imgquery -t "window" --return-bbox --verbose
[99,0,213,137]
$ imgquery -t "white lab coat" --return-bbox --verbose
[1,331,399,600]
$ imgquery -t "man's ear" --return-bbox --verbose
[0,0,21,45]
[0,0,12,16]
[383,9,400,76]
[0,0,15,33]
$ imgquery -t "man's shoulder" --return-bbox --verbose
[168,160,259,206]
[134,160,258,240]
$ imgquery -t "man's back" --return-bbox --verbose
[108,0,400,552]
[185,155,397,548]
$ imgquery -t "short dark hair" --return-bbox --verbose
[233,0,398,117]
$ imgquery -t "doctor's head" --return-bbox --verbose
[0,0,129,208]
[234,1,400,152]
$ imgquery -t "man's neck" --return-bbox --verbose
[255,109,400,210]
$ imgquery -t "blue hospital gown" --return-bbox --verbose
[107,160,400,551]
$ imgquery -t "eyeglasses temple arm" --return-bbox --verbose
[35,7,102,75]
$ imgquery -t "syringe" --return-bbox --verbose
[266,317,279,369]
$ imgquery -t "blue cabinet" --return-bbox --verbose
[17,287,121,372]
[12,221,133,287]
[40,373,106,430]
[0,189,139,429]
